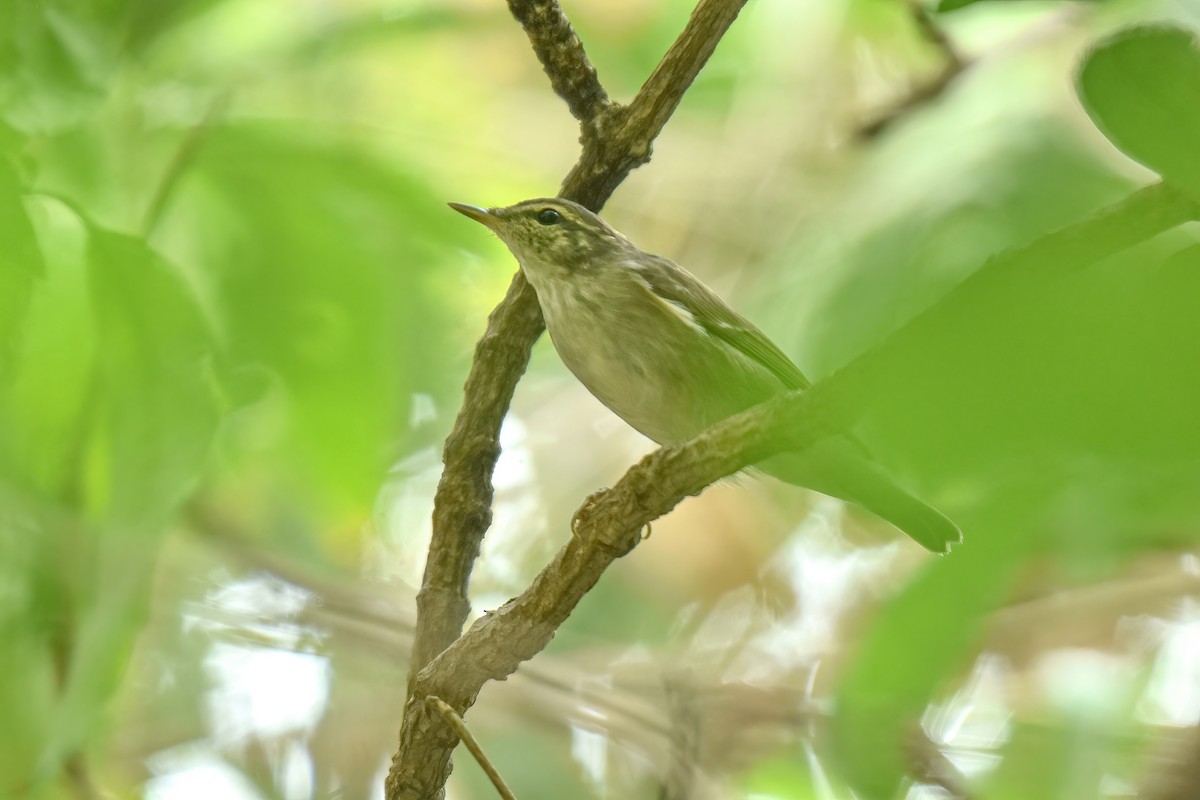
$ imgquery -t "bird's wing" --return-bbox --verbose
[637,255,811,391]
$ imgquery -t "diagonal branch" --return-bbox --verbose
[562,0,752,209]
[625,0,751,144]
[507,0,611,123]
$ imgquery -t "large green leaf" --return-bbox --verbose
[0,156,43,367]
[179,124,457,513]
[2,213,221,521]
[0,2,114,133]
[0,214,222,790]
[1077,24,1200,201]
[84,226,222,523]
[831,510,1025,797]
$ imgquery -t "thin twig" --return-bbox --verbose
[406,0,614,694]
[625,0,751,140]
[141,91,230,237]
[857,0,966,139]
[1141,721,1200,800]
[425,697,518,800]
[906,728,977,800]
[659,672,702,800]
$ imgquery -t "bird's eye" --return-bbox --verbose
[536,208,561,225]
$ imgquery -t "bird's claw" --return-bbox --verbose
[572,488,653,542]
[572,487,610,537]
[571,489,609,537]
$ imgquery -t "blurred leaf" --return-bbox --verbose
[786,122,1200,553]
[935,0,1103,13]
[83,226,222,524]
[0,1,116,133]
[798,123,1132,382]
[0,198,94,502]
[288,6,468,61]
[831,514,1025,798]
[0,216,222,786]
[869,235,1200,557]
[979,717,1142,800]
[0,157,43,367]
[113,0,237,54]
[1077,24,1200,201]
[182,124,456,514]
[741,753,829,798]
[0,488,59,794]
[3,208,217,521]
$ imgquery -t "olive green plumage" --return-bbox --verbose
[450,197,961,553]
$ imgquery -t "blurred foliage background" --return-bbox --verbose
[2,0,1200,798]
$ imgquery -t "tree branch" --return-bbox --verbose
[562,0,752,209]
[392,1,754,797]
[507,0,611,123]
[407,276,544,685]
[426,697,518,800]
[857,0,966,139]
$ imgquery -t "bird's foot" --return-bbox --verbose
[571,487,609,537]
[571,487,653,542]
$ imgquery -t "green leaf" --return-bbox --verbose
[83,226,222,524]
[830,520,1024,798]
[2,206,223,524]
[0,198,94,501]
[180,124,457,512]
[0,217,220,787]
[1077,24,1200,200]
[0,488,59,793]
[935,0,1102,13]
[0,156,43,367]
[0,2,115,133]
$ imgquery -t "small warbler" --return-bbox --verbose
[450,197,961,553]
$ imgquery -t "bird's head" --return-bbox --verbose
[449,197,633,277]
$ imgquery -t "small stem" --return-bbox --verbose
[425,697,518,800]
[141,91,230,237]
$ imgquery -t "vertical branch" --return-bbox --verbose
[391,2,753,798]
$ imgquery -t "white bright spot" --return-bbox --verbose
[1141,609,1200,726]
[1036,649,1134,720]
[144,748,264,800]
[205,642,330,745]
[479,415,549,591]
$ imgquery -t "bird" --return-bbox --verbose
[449,197,961,553]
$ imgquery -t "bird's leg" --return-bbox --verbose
[571,487,652,541]
[571,487,610,536]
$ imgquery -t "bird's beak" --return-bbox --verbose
[448,202,499,230]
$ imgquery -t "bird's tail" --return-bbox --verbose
[761,443,962,554]
[847,477,962,554]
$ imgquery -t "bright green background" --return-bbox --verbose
[2,1,1199,798]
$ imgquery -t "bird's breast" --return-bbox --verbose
[530,272,777,445]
